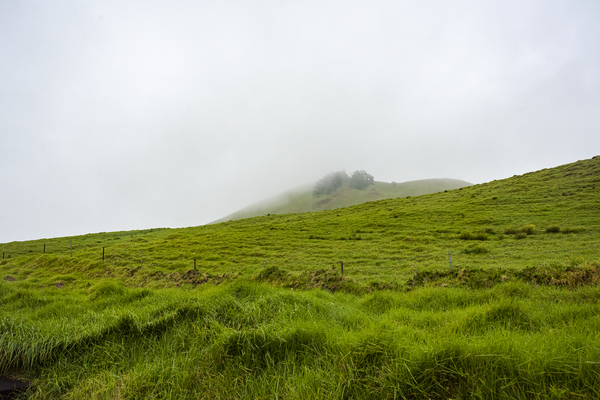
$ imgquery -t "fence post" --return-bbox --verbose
[449,250,452,270]
[339,261,344,276]
[140,250,143,267]
[102,247,105,262]
[194,259,197,270]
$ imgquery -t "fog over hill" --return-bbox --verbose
[211,177,471,223]
[1,1,599,242]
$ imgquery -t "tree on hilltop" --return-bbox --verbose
[349,170,374,190]
[313,171,348,196]
[313,170,375,196]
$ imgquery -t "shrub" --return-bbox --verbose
[459,231,488,241]
[472,233,488,241]
[463,245,490,255]
[562,227,585,234]
[458,231,473,240]
[505,225,535,236]
[521,224,535,235]
[515,232,527,240]
[546,225,561,233]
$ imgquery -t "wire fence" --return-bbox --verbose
[2,239,598,274]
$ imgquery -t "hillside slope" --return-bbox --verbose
[1,156,600,399]
[1,157,598,285]
[211,177,471,223]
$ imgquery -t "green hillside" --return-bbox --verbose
[211,178,472,223]
[1,157,600,399]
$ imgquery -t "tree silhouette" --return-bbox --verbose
[313,171,348,196]
[349,170,374,190]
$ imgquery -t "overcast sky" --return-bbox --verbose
[1,1,599,242]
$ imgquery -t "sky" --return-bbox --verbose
[1,0,599,243]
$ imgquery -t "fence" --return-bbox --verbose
[2,239,598,275]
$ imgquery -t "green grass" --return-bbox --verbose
[2,158,597,288]
[1,156,600,398]
[2,280,600,398]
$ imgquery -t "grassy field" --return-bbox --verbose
[1,156,599,399]
[210,178,471,223]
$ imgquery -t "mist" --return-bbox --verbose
[1,1,599,242]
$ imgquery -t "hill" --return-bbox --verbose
[1,156,598,287]
[211,177,472,223]
[1,156,600,399]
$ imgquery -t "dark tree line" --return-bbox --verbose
[313,170,374,196]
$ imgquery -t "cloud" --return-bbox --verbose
[1,0,599,241]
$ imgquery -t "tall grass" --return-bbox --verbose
[2,279,600,399]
